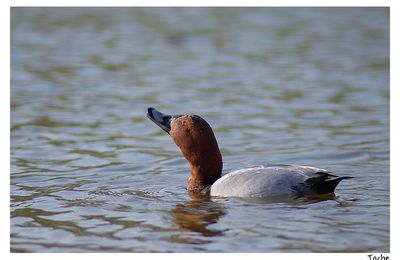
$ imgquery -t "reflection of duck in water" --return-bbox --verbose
[147,107,353,198]
[169,193,226,240]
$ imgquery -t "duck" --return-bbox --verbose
[147,107,353,198]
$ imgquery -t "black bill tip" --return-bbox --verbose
[147,107,173,134]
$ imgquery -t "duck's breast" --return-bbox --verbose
[210,164,330,197]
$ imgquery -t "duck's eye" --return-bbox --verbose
[182,120,187,127]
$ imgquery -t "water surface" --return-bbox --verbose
[11,7,389,252]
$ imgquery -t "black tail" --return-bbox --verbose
[309,174,354,195]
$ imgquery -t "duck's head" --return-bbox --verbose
[147,107,222,192]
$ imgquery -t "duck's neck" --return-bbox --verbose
[186,153,223,192]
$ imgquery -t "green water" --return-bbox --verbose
[11,7,389,252]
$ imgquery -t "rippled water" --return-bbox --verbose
[10,7,389,252]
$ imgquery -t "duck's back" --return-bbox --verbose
[209,164,351,197]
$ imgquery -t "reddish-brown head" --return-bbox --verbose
[147,107,223,192]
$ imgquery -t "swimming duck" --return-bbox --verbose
[147,107,352,197]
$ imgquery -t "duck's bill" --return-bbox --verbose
[147,107,173,134]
